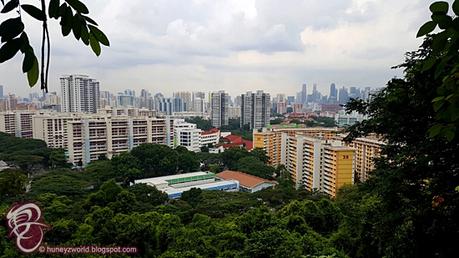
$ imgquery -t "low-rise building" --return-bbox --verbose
[133,171,239,199]
[217,170,277,193]
[200,128,220,147]
[173,120,202,152]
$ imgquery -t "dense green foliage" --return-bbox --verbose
[186,117,213,131]
[339,2,459,256]
[0,132,67,170]
[290,116,337,128]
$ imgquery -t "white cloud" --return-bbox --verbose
[0,0,438,97]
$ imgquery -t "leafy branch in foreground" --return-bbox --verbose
[0,0,109,91]
[416,1,459,141]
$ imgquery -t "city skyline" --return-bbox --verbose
[0,0,432,97]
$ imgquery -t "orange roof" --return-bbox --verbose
[202,128,220,135]
[217,170,278,189]
[224,134,243,143]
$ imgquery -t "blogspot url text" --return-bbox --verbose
[38,245,138,255]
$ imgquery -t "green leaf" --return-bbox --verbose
[432,96,445,103]
[89,34,100,56]
[0,38,21,63]
[453,0,459,16]
[431,14,452,29]
[65,0,88,14]
[61,25,71,37]
[416,21,436,37]
[428,124,444,137]
[82,15,98,26]
[21,4,46,21]
[0,17,24,42]
[49,0,60,19]
[88,25,109,46]
[444,127,455,141]
[433,99,444,111]
[22,49,35,73]
[19,32,30,53]
[80,25,89,45]
[430,1,449,14]
[1,0,18,13]
[72,15,82,40]
[422,57,437,71]
[27,55,39,87]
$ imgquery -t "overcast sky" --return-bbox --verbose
[0,0,439,97]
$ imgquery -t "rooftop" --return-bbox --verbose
[217,170,277,189]
[201,128,220,135]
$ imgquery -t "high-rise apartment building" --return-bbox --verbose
[60,75,100,113]
[240,90,271,129]
[210,91,229,128]
[282,134,354,196]
[341,135,384,182]
[253,127,340,166]
[0,111,35,138]
[67,115,173,165]
[0,85,3,98]
[32,113,82,149]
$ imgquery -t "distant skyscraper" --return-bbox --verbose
[234,96,242,107]
[116,90,137,107]
[339,87,349,105]
[192,92,206,111]
[349,87,361,99]
[158,97,185,115]
[60,75,100,113]
[211,91,229,128]
[139,89,154,110]
[173,92,192,111]
[0,85,3,98]
[310,83,321,103]
[240,90,271,129]
[328,83,338,103]
[301,83,307,104]
[124,89,135,96]
[287,96,295,105]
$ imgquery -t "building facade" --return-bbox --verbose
[60,75,100,113]
[210,91,229,128]
[67,115,173,165]
[240,90,271,129]
[173,120,202,152]
[0,111,35,138]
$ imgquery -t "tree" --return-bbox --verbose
[0,169,27,197]
[129,183,168,210]
[237,156,275,179]
[415,1,459,141]
[340,2,459,256]
[250,148,269,164]
[0,0,109,90]
[111,152,142,182]
[221,147,248,170]
[130,144,179,177]
[185,117,212,131]
[181,188,203,208]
